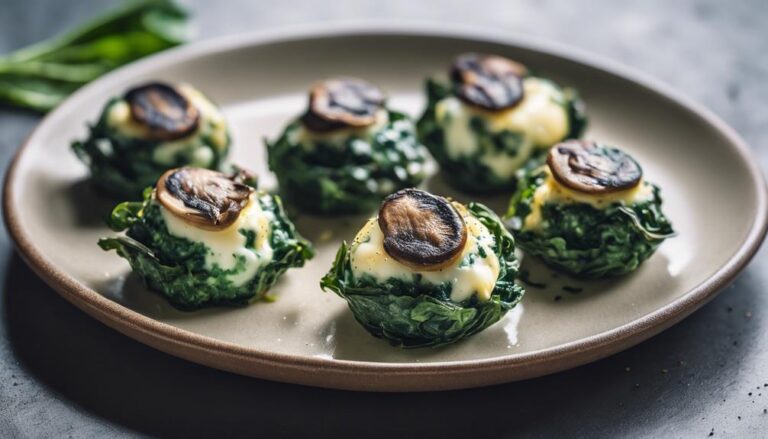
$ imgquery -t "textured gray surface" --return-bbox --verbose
[1,0,767,437]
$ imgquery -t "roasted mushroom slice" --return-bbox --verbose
[125,82,200,141]
[156,167,253,230]
[450,53,527,111]
[378,189,467,270]
[301,78,386,132]
[547,140,642,194]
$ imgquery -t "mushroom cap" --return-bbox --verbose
[378,188,467,271]
[547,140,643,194]
[156,167,254,231]
[124,82,200,141]
[300,77,386,132]
[450,53,528,111]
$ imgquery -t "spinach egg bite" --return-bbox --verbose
[321,188,524,348]
[266,78,429,214]
[99,167,313,309]
[72,82,231,198]
[506,140,675,278]
[417,53,587,192]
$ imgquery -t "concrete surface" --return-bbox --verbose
[1,0,767,437]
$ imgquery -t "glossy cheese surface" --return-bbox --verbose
[159,193,274,286]
[434,77,570,179]
[349,204,500,302]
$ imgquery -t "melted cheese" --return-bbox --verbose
[349,204,500,302]
[523,169,655,230]
[293,109,389,149]
[105,83,229,166]
[159,193,274,286]
[434,77,570,179]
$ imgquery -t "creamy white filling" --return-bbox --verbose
[434,77,570,179]
[159,193,275,286]
[522,169,656,230]
[105,83,229,166]
[349,205,500,302]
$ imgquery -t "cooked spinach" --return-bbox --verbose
[0,0,188,112]
[99,188,314,309]
[506,168,675,278]
[266,110,429,214]
[416,78,587,193]
[320,203,524,348]
[72,98,230,199]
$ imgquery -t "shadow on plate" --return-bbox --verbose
[61,178,120,227]
[3,252,763,438]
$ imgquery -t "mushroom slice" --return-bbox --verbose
[378,188,467,271]
[301,78,386,132]
[124,82,200,141]
[156,167,254,231]
[450,53,528,111]
[547,140,643,194]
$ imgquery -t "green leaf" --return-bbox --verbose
[0,0,189,112]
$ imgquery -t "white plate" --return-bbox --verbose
[5,24,767,391]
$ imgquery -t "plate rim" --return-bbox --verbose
[4,21,767,391]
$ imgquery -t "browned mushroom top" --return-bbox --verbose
[378,188,467,271]
[450,53,528,111]
[156,167,254,230]
[300,78,386,132]
[547,140,643,194]
[124,82,200,141]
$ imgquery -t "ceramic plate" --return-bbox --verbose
[5,24,767,391]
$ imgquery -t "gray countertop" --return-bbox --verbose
[1,0,767,437]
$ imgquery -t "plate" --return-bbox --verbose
[4,24,767,391]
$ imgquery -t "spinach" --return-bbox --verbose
[320,203,524,348]
[266,110,429,214]
[506,168,675,278]
[99,189,314,310]
[416,77,587,193]
[72,98,230,199]
[0,0,188,112]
